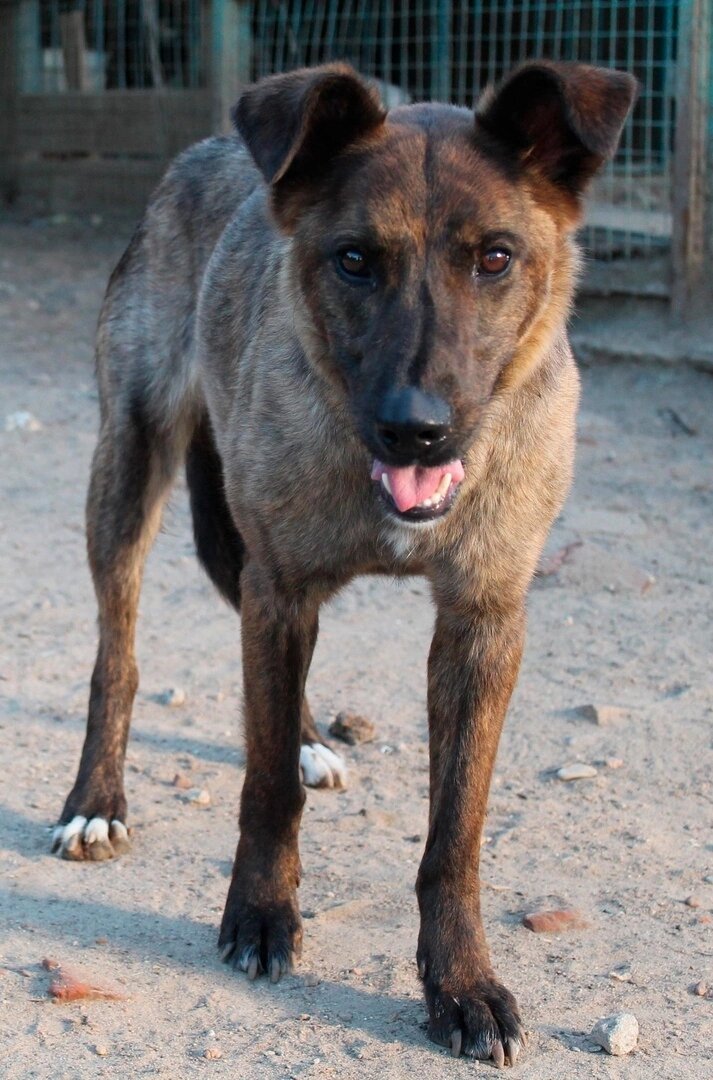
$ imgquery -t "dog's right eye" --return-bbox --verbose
[336,248,373,284]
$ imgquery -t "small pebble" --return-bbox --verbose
[186,788,211,807]
[691,981,709,997]
[5,410,42,432]
[523,909,589,933]
[703,875,713,885]
[203,1047,223,1060]
[589,1013,639,1056]
[685,895,701,908]
[94,1045,108,1057]
[303,973,320,987]
[606,758,624,770]
[557,763,598,781]
[159,687,186,707]
[609,965,632,982]
[578,704,629,726]
[329,712,376,745]
[172,772,192,790]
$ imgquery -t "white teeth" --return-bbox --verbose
[381,473,392,496]
[414,473,453,511]
[437,472,452,498]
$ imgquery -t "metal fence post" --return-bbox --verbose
[672,0,713,318]
[0,0,20,203]
[434,0,452,102]
[211,0,253,134]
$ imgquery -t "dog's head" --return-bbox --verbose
[235,61,636,523]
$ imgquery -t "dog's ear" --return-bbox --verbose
[476,61,638,196]
[234,64,386,228]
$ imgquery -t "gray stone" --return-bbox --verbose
[185,787,211,807]
[590,1013,639,1056]
[159,686,186,707]
[578,703,629,726]
[328,711,376,745]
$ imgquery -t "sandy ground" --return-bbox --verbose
[1,214,712,1079]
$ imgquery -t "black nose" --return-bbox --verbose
[375,388,452,460]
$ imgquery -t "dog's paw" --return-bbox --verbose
[299,742,347,789]
[219,893,302,984]
[51,815,131,861]
[421,968,525,1067]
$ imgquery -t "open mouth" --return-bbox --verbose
[371,458,465,522]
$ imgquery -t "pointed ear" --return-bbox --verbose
[476,61,638,196]
[233,64,386,228]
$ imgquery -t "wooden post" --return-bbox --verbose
[211,0,252,134]
[0,0,20,202]
[60,5,89,92]
[671,0,713,319]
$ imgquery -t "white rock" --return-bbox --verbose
[557,763,598,781]
[159,686,186,707]
[5,410,42,432]
[186,788,211,807]
[590,1013,639,1056]
[608,965,632,982]
[578,703,629,726]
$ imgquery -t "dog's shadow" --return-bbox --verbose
[0,879,430,1051]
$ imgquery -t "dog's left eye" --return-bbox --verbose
[477,248,511,277]
[336,248,373,284]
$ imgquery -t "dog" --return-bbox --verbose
[51,60,636,1066]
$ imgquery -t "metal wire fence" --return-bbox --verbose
[23,1,678,264]
[251,1,679,263]
[25,1,205,92]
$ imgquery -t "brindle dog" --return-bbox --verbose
[52,61,636,1065]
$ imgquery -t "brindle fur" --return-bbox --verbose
[54,61,636,1064]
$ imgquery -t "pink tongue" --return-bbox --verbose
[371,458,465,513]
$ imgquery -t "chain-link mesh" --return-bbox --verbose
[251,1,678,263]
[26,0,205,91]
[23,1,677,266]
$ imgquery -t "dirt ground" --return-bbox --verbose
[1,213,712,1079]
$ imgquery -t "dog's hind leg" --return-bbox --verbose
[185,415,346,790]
[298,701,347,790]
[52,402,184,860]
[186,413,245,611]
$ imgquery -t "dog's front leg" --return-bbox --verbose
[417,597,527,1066]
[219,563,317,983]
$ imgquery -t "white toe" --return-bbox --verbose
[300,743,347,789]
[58,815,87,844]
[110,819,129,843]
[84,817,109,845]
[52,814,128,855]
